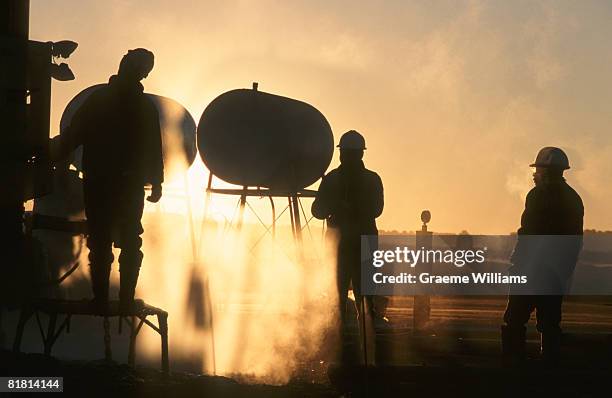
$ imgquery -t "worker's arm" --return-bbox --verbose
[49,98,91,162]
[145,103,164,203]
[510,188,538,265]
[371,173,384,218]
[517,188,539,235]
[359,172,384,220]
[311,174,333,220]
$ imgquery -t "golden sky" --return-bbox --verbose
[31,0,612,234]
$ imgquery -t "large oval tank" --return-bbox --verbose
[197,88,334,190]
[60,84,197,180]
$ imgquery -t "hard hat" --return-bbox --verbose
[337,130,366,150]
[530,147,570,170]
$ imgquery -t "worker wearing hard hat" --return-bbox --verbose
[51,49,163,313]
[312,130,384,364]
[502,147,583,366]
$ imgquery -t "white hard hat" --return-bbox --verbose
[337,130,366,150]
[530,147,570,170]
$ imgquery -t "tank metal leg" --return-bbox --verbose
[128,316,136,366]
[44,313,57,355]
[158,313,169,374]
[13,307,33,352]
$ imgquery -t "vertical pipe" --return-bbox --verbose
[184,172,197,261]
[288,197,295,240]
[236,187,247,231]
[1,0,30,39]
[291,195,302,243]
[1,0,30,263]
[268,196,276,239]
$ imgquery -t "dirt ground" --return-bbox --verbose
[2,296,612,397]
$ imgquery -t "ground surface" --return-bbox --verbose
[2,296,612,397]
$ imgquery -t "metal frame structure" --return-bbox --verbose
[12,213,171,374]
[12,299,169,374]
[195,172,324,373]
[203,172,319,246]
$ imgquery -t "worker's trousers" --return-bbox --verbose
[83,176,145,301]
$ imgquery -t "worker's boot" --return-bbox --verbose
[90,263,111,314]
[119,267,140,314]
[501,325,526,367]
[540,329,562,367]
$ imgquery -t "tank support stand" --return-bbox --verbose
[12,299,169,374]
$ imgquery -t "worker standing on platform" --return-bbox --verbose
[502,147,583,366]
[312,130,384,364]
[51,49,163,312]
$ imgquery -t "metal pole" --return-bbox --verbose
[288,197,296,240]
[1,0,30,312]
[236,187,247,231]
[1,0,30,38]
[268,196,276,238]
[184,173,198,261]
[291,195,302,243]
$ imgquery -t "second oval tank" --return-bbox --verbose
[197,87,334,191]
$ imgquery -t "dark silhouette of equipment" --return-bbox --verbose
[198,84,333,191]
[12,299,169,373]
[1,0,77,309]
[1,2,77,204]
[193,84,333,374]
[198,83,333,238]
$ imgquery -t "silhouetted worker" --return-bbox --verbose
[312,130,384,364]
[502,147,583,366]
[51,49,163,312]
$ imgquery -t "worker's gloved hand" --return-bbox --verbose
[147,184,162,203]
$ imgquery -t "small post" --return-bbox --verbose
[414,210,432,334]
[252,82,258,91]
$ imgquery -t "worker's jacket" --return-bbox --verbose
[55,75,163,186]
[510,179,584,291]
[312,161,384,244]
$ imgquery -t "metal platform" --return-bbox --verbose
[12,299,169,373]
